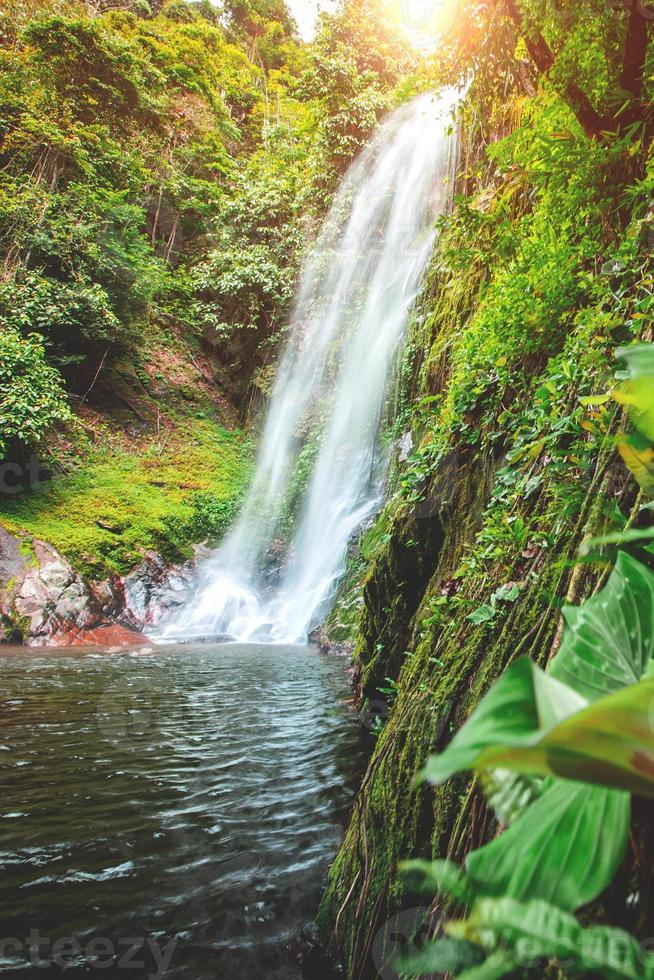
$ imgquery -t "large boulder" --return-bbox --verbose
[0,526,205,646]
[115,547,203,631]
[0,527,142,647]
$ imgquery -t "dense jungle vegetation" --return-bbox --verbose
[3,0,654,978]
[0,0,411,573]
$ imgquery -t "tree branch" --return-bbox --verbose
[502,0,609,139]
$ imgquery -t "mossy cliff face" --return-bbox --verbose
[320,449,637,979]
[318,85,654,978]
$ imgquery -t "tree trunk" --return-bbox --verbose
[502,0,609,139]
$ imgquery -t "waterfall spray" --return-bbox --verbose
[159,91,458,644]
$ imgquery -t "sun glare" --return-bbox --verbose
[382,0,457,52]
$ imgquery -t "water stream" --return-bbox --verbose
[161,91,457,644]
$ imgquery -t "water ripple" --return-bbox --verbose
[0,643,367,979]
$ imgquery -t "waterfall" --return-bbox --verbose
[160,91,458,644]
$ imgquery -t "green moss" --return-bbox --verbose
[0,417,252,579]
[318,439,628,976]
[317,89,653,976]
[17,537,37,565]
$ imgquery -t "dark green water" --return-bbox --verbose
[0,643,367,979]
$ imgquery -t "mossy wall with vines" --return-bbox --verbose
[317,77,654,978]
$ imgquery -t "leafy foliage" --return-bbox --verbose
[300,0,413,192]
[407,551,654,976]
[404,897,654,980]
[0,274,127,363]
[0,0,409,457]
[0,330,71,459]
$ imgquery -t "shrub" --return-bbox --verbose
[0,329,71,459]
[0,274,126,365]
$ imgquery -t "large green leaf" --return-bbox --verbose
[550,551,654,699]
[422,657,654,797]
[617,343,654,376]
[454,896,654,980]
[615,344,654,442]
[465,780,630,912]
[421,658,587,785]
[587,527,654,548]
[531,680,654,794]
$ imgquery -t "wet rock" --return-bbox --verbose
[117,547,203,630]
[89,576,122,620]
[47,622,144,648]
[297,924,345,980]
[0,526,28,585]
[0,525,205,646]
[397,429,414,462]
[0,527,142,647]
[309,624,355,659]
[15,539,98,642]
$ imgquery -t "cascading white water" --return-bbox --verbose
[160,91,457,644]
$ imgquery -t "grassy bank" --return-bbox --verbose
[0,331,253,580]
[0,419,251,580]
